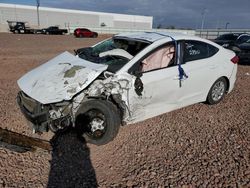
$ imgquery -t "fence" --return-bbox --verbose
[2,22,250,40]
[68,27,250,39]
[68,26,196,35]
[196,29,250,39]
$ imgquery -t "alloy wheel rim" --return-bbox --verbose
[211,81,225,101]
[86,109,106,139]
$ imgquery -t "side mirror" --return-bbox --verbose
[128,62,143,77]
[134,77,143,96]
[134,70,142,78]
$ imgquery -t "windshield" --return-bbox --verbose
[245,39,250,43]
[237,35,250,44]
[76,37,150,73]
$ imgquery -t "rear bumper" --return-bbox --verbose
[228,64,238,93]
[74,33,81,37]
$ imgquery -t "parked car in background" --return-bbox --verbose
[74,28,98,38]
[236,39,250,63]
[7,20,41,34]
[16,32,238,145]
[213,33,250,48]
[42,26,68,35]
[214,33,250,63]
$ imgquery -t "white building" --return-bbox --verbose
[0,3,153,32]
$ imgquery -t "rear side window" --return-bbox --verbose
[183,40,219,63]
[237,35,250,44]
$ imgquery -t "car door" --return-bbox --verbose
[49,27,54,34]
[177,40,220,105]
[81,29,89,37]
[50,27,55,34]
[86,29,92,37]
[127,42,186,123]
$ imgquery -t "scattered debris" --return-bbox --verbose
[0,128,51,153]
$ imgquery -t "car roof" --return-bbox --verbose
[220,33,249,37]
[7,20,27,23]
[115,31,200,43]
[76,28,89,30]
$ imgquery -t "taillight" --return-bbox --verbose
[231,56,239,64]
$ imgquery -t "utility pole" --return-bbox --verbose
[36,0,40,27]
[14,4,17,21]
[225,22,230,29]
[201,8,207,31]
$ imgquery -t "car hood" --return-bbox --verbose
[17,51,108,104]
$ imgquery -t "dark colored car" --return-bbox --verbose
[214,33,250,63]
[74,28,98,38]
[7,20,41,34]
[42,26,68,35]
[213,33,250,48]
[237,39,250,63]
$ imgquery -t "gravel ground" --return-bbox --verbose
[0,33,249,187]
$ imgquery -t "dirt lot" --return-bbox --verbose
[0,33,250,187]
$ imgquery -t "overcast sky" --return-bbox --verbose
[1,0,250,29]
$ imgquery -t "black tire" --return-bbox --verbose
[75,99,121,145]
[206,77,227,105]
[93,33,98,38]
[46,31,49,35]
[79,34,83,38]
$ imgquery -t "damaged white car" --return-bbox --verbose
[17,32,238,145]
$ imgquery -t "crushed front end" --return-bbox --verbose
[17,91,72,133]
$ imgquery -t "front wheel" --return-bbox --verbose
[206,77,227,105]
[75,99,121,145]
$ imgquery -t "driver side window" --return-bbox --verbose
[141,43,176,73]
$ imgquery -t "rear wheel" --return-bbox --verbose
[206,77,227,105]
[75,99,121,145]
[92,33,98,38]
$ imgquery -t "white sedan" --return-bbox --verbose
[17,32,238,145]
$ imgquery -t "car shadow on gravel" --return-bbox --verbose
[47,128,98,188]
